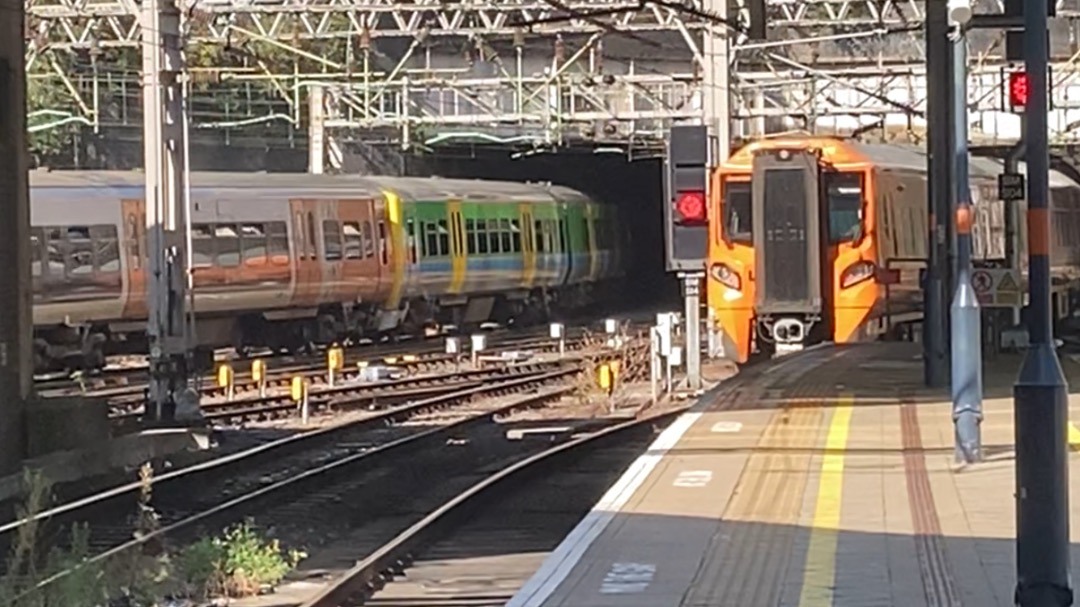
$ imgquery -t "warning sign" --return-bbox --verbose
[969,268,1023,308]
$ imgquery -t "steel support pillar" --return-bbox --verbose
[702,0,729,359]
[0,0,33,474]
[948,28,983,464]
[924,1,952,388]
[1014,0,1072,604]
[309,84,325,174]
[681,273,703,391]
[142,0,201,423]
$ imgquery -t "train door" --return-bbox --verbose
[289,199,324,308]
[121,198,147,318]
[519,205,536,289]
[338,198,382,301]
[316,199,344,304]
[448,203,467,294]
[558,211,571,285]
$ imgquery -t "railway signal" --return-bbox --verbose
[1008,71,1030,110]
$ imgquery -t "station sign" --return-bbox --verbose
[998,173,1025,201]
[971,268,1023,308]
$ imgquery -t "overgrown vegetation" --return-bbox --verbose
[572,324,651,409]
[0,464,305,606]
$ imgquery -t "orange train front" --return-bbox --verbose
[707,136,1080,363]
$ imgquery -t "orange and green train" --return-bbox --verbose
[28,171,626,372]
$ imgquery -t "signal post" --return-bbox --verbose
[142,0,202,422]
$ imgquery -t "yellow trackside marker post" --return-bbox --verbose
[217,363,234,401]
[327,346,344,387]
[251,359,267,398]
[291,376,310,425]
[1069,421,1080,451]
[798,394,854,607]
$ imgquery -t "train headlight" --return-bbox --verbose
[709,263,741,291]
[840,260,876,289]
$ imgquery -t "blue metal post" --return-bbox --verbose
[924,0,950,388]
[1014,0,1072,604]
[949,29,982,464]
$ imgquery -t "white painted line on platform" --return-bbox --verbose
[711,420,743,433]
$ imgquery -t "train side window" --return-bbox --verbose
[722,180,752,243]
[125,215,141,270]
[240,224,268,264]
[824,172,865,244]
[498,219,511,253]
[361,221,375,258]
[307,212,318,259]
[509,220,521,252]
[437,220,450,256]
[192,224,215,267]
[488,220,501,254]
[267,222,289,265]
[534,220,545,253]
[216,224,241,267]
[377,221,389,265]
[465,219,477,254]
[323,220,343,261]
[90,225,120,273]
[406,218,418,263]
[343,222,363,260]
[65,226,94,276]
[477,220,490,254]
[45,227,64,278]
[30,228,42,277]
[295,212,307,260]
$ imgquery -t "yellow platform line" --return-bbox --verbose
[798,394,854,607]
[1068,421,1080,451]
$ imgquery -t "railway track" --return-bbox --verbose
[1,360,592,584]
[299,407,685,607]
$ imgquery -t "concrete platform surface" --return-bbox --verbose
[508,342,1080,607]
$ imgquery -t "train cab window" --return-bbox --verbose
[722,180,752,243]
[216,225,241,267]
[267,222,289,265]
[192,224,214,267]
[240,224,268,264]
[465,219,477,254]
[437,220,450,256]
[90,225,120,273]
[824,172,865,244]
[377,221,389,265]
[323,220,343,261]
[30,228,42,277]
[498,219,512,253]
[343,222,363,260]
[509,220,521,252]
[362,221,375,258]
[65,226,94,276]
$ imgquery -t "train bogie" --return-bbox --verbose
[28,171,625,373]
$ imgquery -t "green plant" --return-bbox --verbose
[176,520,305,598]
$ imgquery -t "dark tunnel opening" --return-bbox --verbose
[398,145,681,311]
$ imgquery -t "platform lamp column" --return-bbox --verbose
[946,1,983,464]
[1014,0,1072,604]
[142,0,202,423]
[702,0,731,364]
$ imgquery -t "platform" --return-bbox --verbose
[508,342,1080,607]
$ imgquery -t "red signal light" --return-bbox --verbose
[674,191,706,224]
[1009,71,1030,109]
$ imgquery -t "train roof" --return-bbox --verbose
[725,136,1080,188]
[28,170,596,203]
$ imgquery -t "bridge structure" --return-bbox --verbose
[23,0,1080,167]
